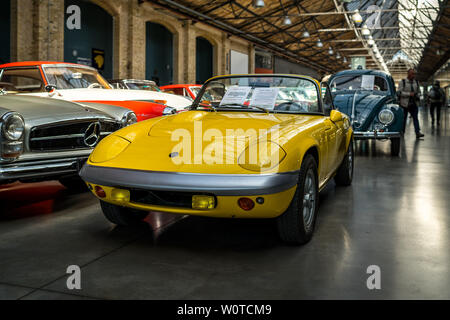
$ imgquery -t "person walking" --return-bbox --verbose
[398,69,425,139]
[427,80,446,127]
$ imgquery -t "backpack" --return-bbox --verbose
[429,87,441,100]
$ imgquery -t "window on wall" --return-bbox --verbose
[196,37,213,85]
[146,22,174,86]
[64,0,114,79]
[230,50,249,75]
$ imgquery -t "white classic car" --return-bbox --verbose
[0,62,192,121]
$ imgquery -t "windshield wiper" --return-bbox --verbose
[219,104,269,114]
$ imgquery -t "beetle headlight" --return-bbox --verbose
[2,113,25,141]
[378,109,394,125]
[163,107,176,115]
[122,112,137,127]
[238,141,286,172]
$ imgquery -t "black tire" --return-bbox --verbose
[59,177,88,192]
[390,137,401,157]
[277,154,319,245]
[100,200,148,226]
[334,139,354,186]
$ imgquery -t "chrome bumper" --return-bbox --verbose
[0,157,88,183]
[354,131,402,140]
[80,165,299,196]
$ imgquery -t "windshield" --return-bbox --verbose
[194,76,320,114]
[190,86,201,97]
[43,66,111,89]
[330,74,389,94]
[125,81,160,91]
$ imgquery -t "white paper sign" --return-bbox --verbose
[361,75,375,90]
[220,86,251,106]
[249,88,279,108]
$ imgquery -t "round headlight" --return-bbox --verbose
[122,112,137,127]
[2,113,25,141]
[378,109,394,125]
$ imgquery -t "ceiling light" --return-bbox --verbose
[253,0,265,8]
[436,49,442,55]
[343,57,347,63]
[361,24,370,36]
[328,47,334,55]
[302,29,310,38]
[352,10,363,23]
[336,52,341,59]
[317,39,323,48]
[367,36,374,46]
[283,16,292,26]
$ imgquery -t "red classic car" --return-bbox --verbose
[0,61,192,121]
[160,84,202,100]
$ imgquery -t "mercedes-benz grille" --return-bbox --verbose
[29,120,122,152]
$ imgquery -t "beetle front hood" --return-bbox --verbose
[333,92,388,130]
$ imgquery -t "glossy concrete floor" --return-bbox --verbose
[0,107,449,300]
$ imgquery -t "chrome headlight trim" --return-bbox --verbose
[122,112,138,127]
[378,109,394,126]
[1,112,25,141]
[163,107,176,115]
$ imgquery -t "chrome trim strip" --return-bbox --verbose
[31,134,85,141]
[80,165,299,196]
[30,132,113,141]
[354,131,401,139]
[1,161,77,173]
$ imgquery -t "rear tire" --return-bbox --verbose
[390,137,401,156]
[334,139,354,186]
[277,154,319,245]
[59,177,88,192]
[100,201,148,226]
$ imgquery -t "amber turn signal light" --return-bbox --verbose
[238,198,255,211]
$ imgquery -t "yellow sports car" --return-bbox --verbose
[80,74,354,244]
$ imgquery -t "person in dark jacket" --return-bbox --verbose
[397,69,424,138]
[427,80,446,127]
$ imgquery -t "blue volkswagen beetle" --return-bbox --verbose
[328,69,404,156]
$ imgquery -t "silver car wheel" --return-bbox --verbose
[302,169,317,230]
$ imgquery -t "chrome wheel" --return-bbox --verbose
[302,168,316,230]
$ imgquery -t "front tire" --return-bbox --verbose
[100,201,148,226]
[334,139,354,186]
[277,154,319,245]
[390,137,401,156]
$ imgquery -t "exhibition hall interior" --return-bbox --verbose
[0,0,449,301]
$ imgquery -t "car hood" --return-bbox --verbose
[24,89,192,110]
[93,111,323,174]
[0,95,115,126]
[333,92,388,130]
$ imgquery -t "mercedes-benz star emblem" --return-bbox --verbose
[84,122,101,147]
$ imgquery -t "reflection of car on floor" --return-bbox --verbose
[80,74,354,245]
[0,94,134,190]
[108,79,161,92]
[160,84,202,100]
[0,62,192,121]
[328,69,404,156]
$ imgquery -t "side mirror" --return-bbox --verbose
[330,110,343,123]
[45,84,57,92]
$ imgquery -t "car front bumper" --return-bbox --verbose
[354,131,402,140]
[0,156,88,183]
[80,164,299,218]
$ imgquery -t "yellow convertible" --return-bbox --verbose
[80,74,353,244]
